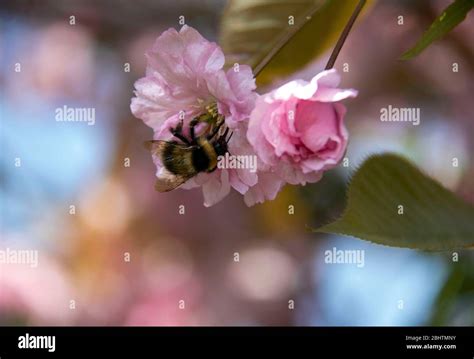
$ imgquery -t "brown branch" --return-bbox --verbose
[325,0,366,70]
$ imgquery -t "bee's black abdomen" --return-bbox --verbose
[192,148,210,172]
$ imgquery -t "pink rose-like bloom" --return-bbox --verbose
[248,69,357,185]
[131,25,258,206]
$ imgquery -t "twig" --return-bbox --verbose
[325,0,366,70]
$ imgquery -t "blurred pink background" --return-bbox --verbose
[1,0,473,326]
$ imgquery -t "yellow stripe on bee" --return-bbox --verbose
[198,137,217,171]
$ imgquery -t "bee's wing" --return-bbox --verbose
[154,167,195,192]
[144,140,197,192]
[144,140,170,153]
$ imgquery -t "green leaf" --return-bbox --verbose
[428,262,467,325]
[401,0,474,60]
[313,153,474,250]
[219,0,373,85]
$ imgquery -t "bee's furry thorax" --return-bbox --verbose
[145,103,232,192]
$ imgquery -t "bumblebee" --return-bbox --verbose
[145,104,232,192]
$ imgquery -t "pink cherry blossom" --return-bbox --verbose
[131,25,258,206]
[243,169,284,206]
[131,25,256,132]
[247,69,357,185]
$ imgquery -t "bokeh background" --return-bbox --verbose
[1,0,473,326]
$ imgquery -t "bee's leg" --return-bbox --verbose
[226,130,233,143]
[207,119,225,140]
[189,117,200,143]
[170,120,191,145]
[221,127,229,140]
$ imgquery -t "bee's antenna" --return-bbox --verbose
[221,127,230,139]
[226,131,233,143]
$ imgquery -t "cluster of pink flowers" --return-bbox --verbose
[131,25,357,207]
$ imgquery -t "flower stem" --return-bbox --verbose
[325,0,366,70]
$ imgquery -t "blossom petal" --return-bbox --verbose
[244,172,284,206]
[202,170,231,207]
